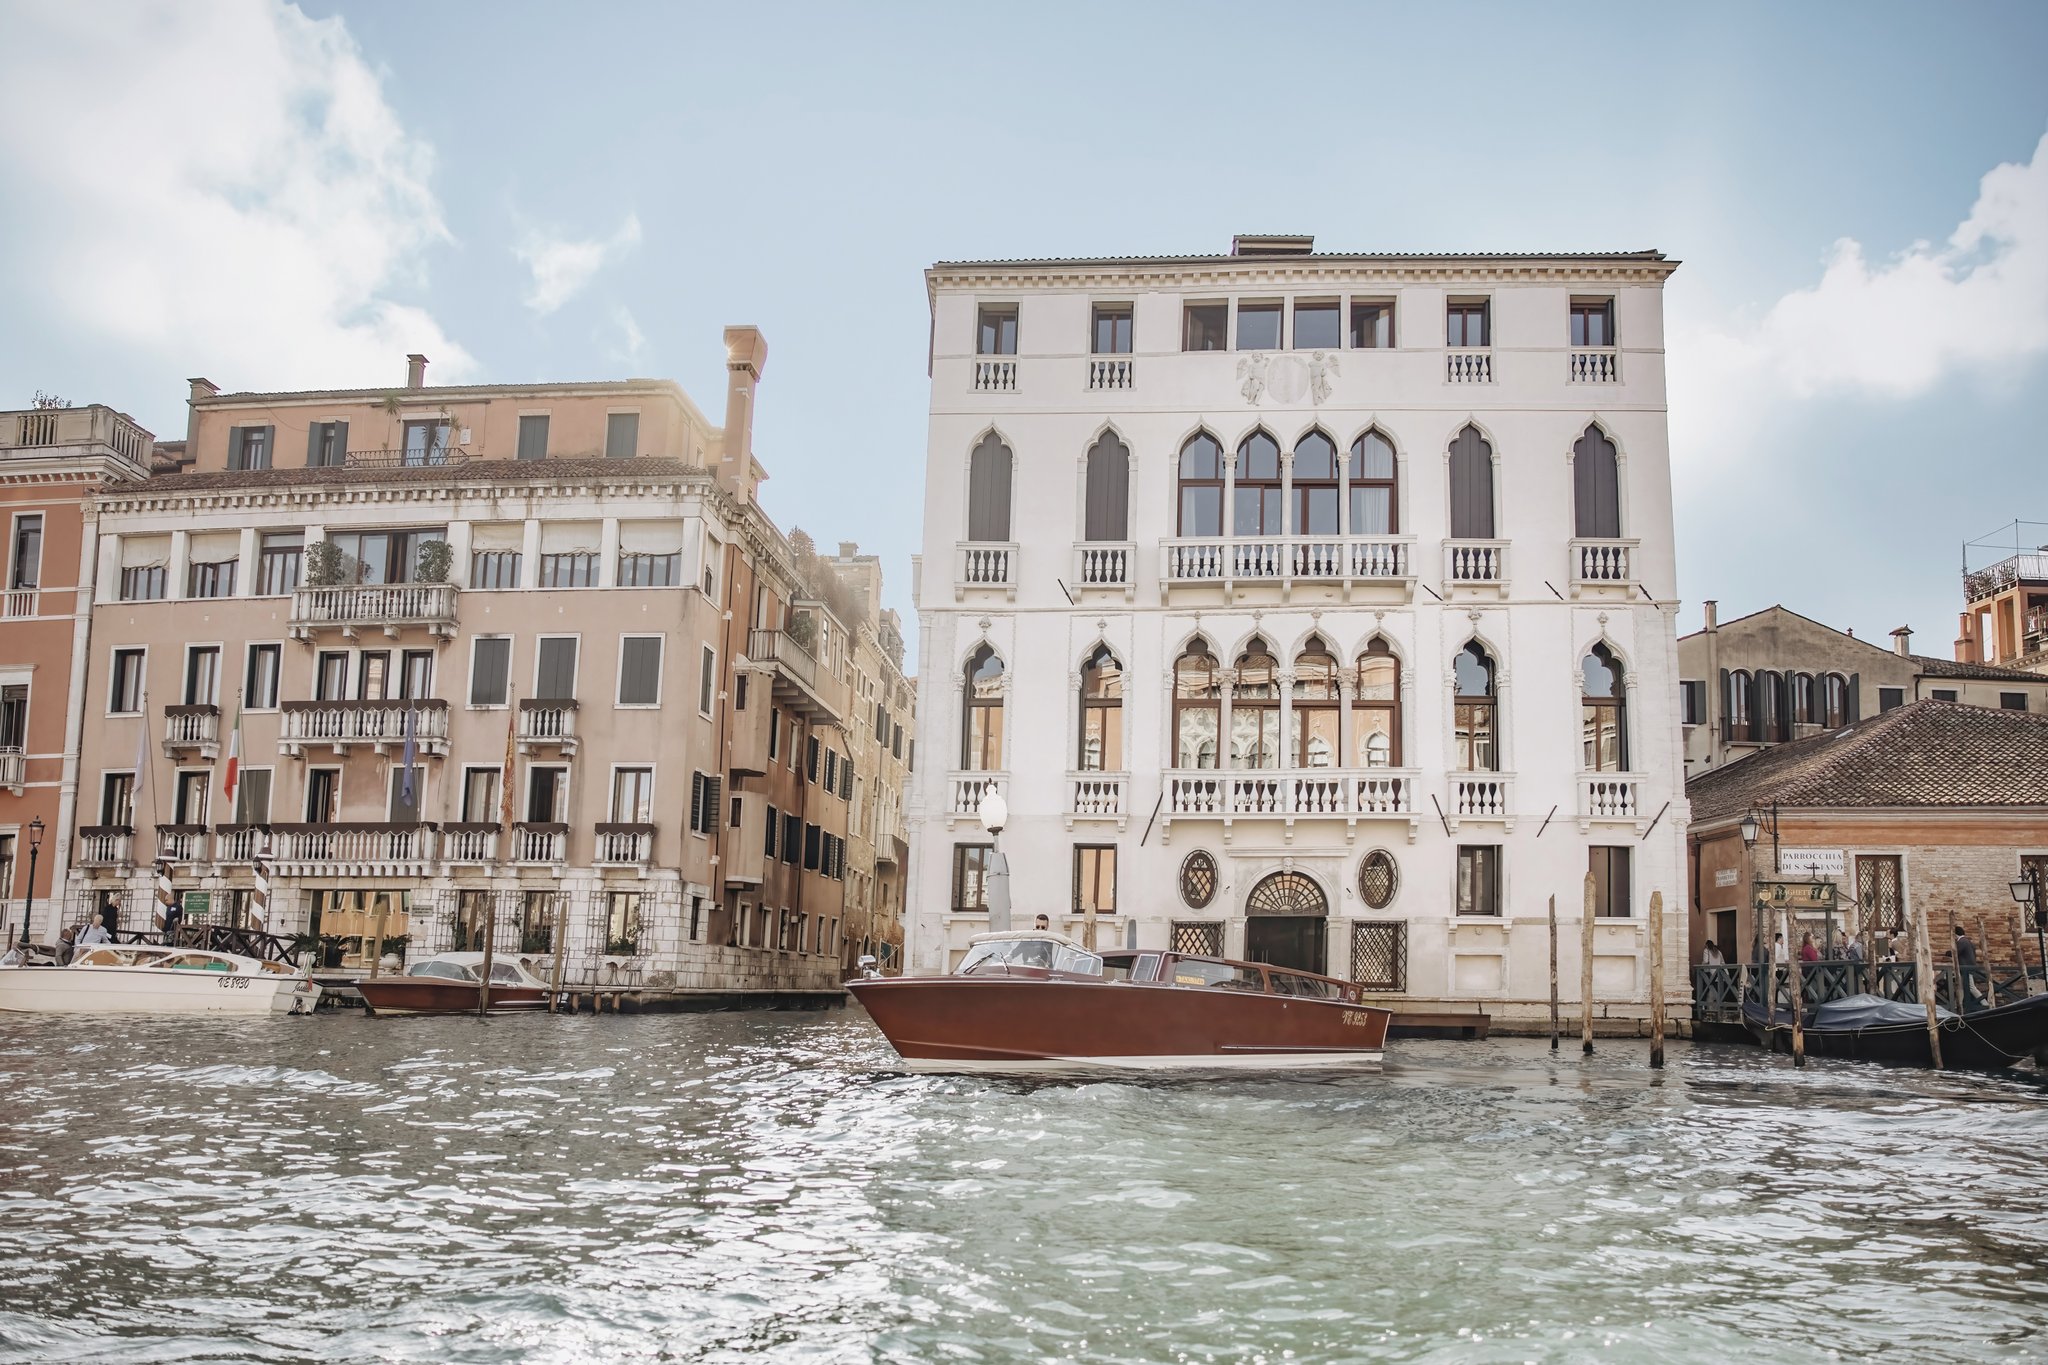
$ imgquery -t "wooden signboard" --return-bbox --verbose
[1755,879,1839,915]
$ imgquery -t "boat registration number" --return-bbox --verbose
[215,976,251,989]
[1341,1010,1375,1027]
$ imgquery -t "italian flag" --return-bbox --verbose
[221,699,244,812]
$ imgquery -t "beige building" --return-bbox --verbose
[1679,602,2048,776]
[65,337,877,997]
[1957,525,2047,675]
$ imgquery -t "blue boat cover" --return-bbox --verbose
[1810,993,1955,1030]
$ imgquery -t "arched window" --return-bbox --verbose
[1177,432,1224,537]
[1453,641,1498,771]
[1348,429,1398,534]
[1792,673,1815,725]
[1077,644,1123,772]
[1581,644,1628,771]
[1354,637,1401,767]
[1821,673,1848,727]
[1292,637,1339,767]
[1292,431,1338,536]
[960,645,1005,771]
[966,434,1013,542]
[1232,637,1281,769]
[1572,424,1621,538]
[1173,638,1221,769]
[1448,425,1495,539]
[1234,430,1281,536]
[1083,432,1130,541]
[1725,669,1753,741]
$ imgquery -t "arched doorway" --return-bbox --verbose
[1243,871,1329,974]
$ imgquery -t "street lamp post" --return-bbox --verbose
[20,817,43,948]
[2010,865,2046,994]
[977,787,1011,934]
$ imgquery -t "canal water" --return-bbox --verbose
[2,1014,2044,1364]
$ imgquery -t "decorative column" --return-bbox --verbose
[598,518,620,589]
[236,528,258,598]
[167,529,189,601]
[1337,674,1355,771]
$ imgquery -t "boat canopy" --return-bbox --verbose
[405,954,549,988]
[1812,993,1957,1029]
[957,935,1104,978]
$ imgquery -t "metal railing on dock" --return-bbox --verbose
[1692,959,2038,1023]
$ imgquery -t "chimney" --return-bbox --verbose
[1955,610,1980,664]
[1890,626,1914,657]
[405,354,428,389]
[719,325,768,497]
[187,377,219,402]
[185,377,218,452]
[1846,627,1854,639]
[1702,600,1717,631]
[838,541,858,559]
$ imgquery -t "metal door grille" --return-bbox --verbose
[1170,920,1223,957]
[1351,920,1407,992]
[1856,855,1903,934]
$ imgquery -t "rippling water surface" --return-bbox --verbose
[2,1010,2046,1363]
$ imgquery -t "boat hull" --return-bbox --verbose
[848,977,1391,1073]
[356,979,551,1017]
[1743,994,2048,1072]
[0,965,319,1016]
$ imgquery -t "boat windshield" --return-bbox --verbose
[1168,959,1267,993]
[409,960,478,983]
[958,938,1061,975]
[1053,946,1104,977]
[490,962,541,987]
[147,953,235,972]
[74,947,165,968]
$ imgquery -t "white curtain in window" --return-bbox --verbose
[188,531,239,562]
[120,535,171,568]
[539,521,601,554]
[468,522,524,552]
[618,520,685,554]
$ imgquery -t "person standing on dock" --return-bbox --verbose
[1954,925,1986,1012]
[1799,932,1819,964]
[1701,940,1724,966]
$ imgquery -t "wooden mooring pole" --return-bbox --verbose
[547,896,569,1014]
[1783,905,1804,1067]
[1548,894,1560,1051]
[1976,914,1994,1007]
[1913,904,1944,1069]
[1580,873,1595,1055]
[368,901,387,980]
[2014,906,2036,995]
[477,894,496,1018]
[1649,890,1666,1069]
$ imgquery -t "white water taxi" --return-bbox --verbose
[0,945,321,1016]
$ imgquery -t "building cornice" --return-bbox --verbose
[89,464,721,518]
[926,254,1679,299]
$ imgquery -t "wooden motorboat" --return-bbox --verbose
[0,945,320,1015]
[355,952,553,1016]
[847,931,1392,1074]
[1743,991,2048,1071]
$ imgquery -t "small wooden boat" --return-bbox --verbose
[0,945,320,1015]
[1743,991,2048,1071]
[847,931,1392,1074]
[355,952,553,1017]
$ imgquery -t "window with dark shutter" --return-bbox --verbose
[470,637,511,706]
[535,637,577,700]
[688,771,705,834]
[1571,425,1621,538]
[804,824,821,870]
[307,421,348,468]
[782,812,800,864]
[966,433,1013,542]
[1083,432,1130,541]
[517,415,550,461]
[605,412,639,458]
[1447,425,1495,539]
[806,736,820,783]
[619,637,662,705]
[764,804,778,857]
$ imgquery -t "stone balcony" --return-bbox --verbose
[0,745,22,794]
[1,588,42,619]
[945,770,1006,827]
[594,823,655,872]
[1443,539,1509,593]
[1160,536,1413,600]
[77,826,134,868]
[1577,773,1650,833]
[1444,773,1516,831]
[1161,767,1420,843]
[154,824,209,865]
[440,823,499,865]
[1569,348,1620,383]
[1071,542,1136,597]
[954,542,1017,600]
[510,822,568,871]
[289,582,458,641]
[1569,539,1639,597]
[162,704,220,760]
[1065,771,1128,830]
[279,699,450,757]
[268,822,437,873]
[746,627,851,724]
[517,699,579,755]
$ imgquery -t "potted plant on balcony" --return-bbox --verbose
[415,538,453,584]
[306,540,349,587]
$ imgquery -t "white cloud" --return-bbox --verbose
[514,214,642,316]
[1670,131,2048,467]
[609,306,647,365]
[0,0,474,399]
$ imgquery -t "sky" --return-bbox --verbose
[1,0,2044,663]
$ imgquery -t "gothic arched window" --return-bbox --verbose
[1292,638,1339,767]
[960,645,1005,771]
[1581,643,1628,771]
[1453,641,1498,771]
[1078,645,1123,772]
[1234,430,1281,536]
[1173,638,1221,770]
[1292,430,1338,536]
[1177,432,1224,536]
[966,434,1013,542]
[1232,638,1281,769]
[1355,637,1401,767]
[1348,428,1398,535]
[1083,432,1130,541]
[1572,424,1621,539]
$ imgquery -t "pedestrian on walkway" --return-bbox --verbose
[1954,924,1987,1012]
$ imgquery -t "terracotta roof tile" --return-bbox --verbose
[1909,653,2048,683]
[100,457,704,498]
[1687,699,2048,822]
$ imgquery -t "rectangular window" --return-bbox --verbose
[1447,300,1491,348]
[229,425,272,471]
[517,414,550,461]
[388,763,423,824]
[173,769,209,825]
[184,646,220,706]
[233,767,272,825]
[119,565,166,601]
[315,650,349,702]
[307,421,347,468]
[698,645,716,715]
[325,529,447,586]
[804,823,821,870]
[1091,304,1133,355]
[1073,845,1117,913]
[534,637,577,701]
[1879,686,1905,712]
[0,685,24,749]
[612,766,654,824]
[604,411,639,459]
[470,550,521,590]
[100,771,134,826]
[606,891,642,953]
[401,420,451,465]
[1855,854,1906,935]
[806,735,821,783]
[357,650,391,702]
[976,305,1018,356]
[400,650,433,700]
[768,706,780,760]
[1931,688,1958,702]
[1680,680,1705,726]
[616,551,680,587]
[527,765,567,822]
[619,636,663,706]
[1235,300,1282,351]
[187,559,236,599]
[1292,300,1340,350]
[782,811,800,864]
[304,767,339,822]
[2001,692,2029,711]
[1590,846,1632,918]
[1349,301,1394,349]
[824,749,838,792]
[952,843,994,912]
[1183,302,1228,352]
[1569,299,1615,348]
[1456,845,1501,917]
[470,637,511,706]
[461,767,501,822]
[256,532,303,595]
[536,551,597,587]
[763,804,779,858]
[110,648,145,713]
[9,514,42,590]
